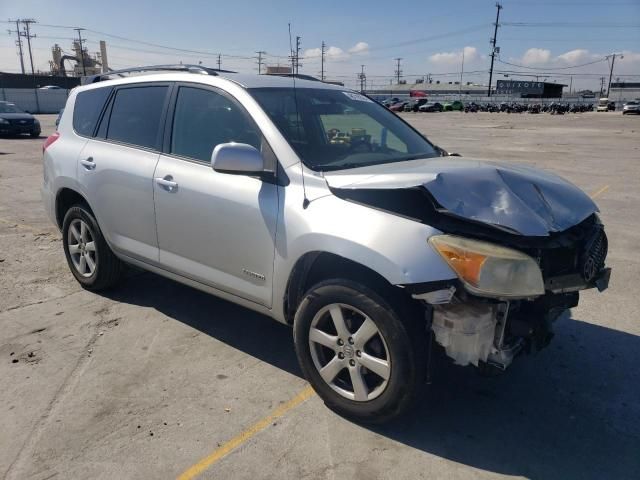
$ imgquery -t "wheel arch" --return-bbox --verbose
[283,251,414,325]
[55,187,93,229]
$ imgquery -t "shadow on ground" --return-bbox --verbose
[108,272,640,480]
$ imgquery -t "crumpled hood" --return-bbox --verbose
[324,158,598,236]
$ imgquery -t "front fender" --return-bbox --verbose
[271,189,457,322]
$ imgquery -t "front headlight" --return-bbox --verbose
[0,118,9,125]
[34,118,40,125]
[429,235,545,298]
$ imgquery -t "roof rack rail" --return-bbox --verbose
[265,73,322,82]
[82,64,237,85]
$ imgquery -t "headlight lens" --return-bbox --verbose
[429,235,545,298]
[0,118,9,124]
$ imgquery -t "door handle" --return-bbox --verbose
[155,175,178,192]
[80,157,95,170]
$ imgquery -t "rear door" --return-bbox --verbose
[77,83,171,262]
[152,84,279,307]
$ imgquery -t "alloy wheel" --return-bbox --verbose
[309,303,391,402]
[67,218,97,277]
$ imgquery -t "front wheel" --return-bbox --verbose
[293,279,426,423]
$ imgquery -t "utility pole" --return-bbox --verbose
[21,19,37,75]
[294,36,301,75]
[255,51,265,74]
[320,41,326,81]
[459,48,465,99]
[600,76,606,96]
[606,53,623,98]
[7,19,26,74]
[358,65,366,93]
[74,27,87,76]
[487,2,503,97]
[394,58,402,84]
[217,54,222,70]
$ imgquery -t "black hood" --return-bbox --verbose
[0,113,35,121]
[324,158,598,237]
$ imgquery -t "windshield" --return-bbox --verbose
[0,103,24,114]
[250,87,439,171]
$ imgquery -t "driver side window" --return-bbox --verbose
[171,87,262,162]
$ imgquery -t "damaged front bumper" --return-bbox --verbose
[406,259,610,371]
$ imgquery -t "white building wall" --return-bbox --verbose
[0,88,70,114]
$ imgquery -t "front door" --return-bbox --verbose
[153,85,278,307]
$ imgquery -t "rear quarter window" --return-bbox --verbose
[106,86,168,150]
[73,87,112,137]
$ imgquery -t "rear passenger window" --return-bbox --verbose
[73,87,112,137]
[107,86,168,149]
[170,87,261,162]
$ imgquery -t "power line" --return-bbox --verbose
[497,57,607,70]
[502,21,640,28]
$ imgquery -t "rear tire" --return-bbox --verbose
[62,205,122,291]
[293,279,426,423]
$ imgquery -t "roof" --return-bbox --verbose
[81,64,346,91]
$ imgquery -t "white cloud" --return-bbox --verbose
[521,48,551,65]
[428,46,478,65]
[557,49,593,64]
[304,42,368,62]
[348,42,369,55]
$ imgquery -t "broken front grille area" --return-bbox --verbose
[528,217,608,292]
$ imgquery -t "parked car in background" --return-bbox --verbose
[403,98,430,112]
[443,100,464,111]
[389,101,409,112]
[39,85,64,90]
[596,98,611,112]
[418,101,443,113]
[42,65,611,422]
[0,101,41,137]
[382,97,401,107]
[622,100,640,115]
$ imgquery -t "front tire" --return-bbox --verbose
[62,205,122,291]
[293,279,426,423]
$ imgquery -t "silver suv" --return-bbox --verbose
[42,65,610,422]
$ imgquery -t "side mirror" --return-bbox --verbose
[212,142,264,176]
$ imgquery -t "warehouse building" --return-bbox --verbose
[495,80,566,98]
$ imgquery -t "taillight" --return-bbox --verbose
[43,132,60,153]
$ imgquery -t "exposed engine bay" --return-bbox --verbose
[325,158,611,369]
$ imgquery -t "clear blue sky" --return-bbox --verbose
[1,0,639,90]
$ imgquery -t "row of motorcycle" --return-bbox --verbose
[463,102,594,114]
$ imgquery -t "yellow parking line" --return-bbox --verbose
[177,385,315,480]
[590,185,610,199]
